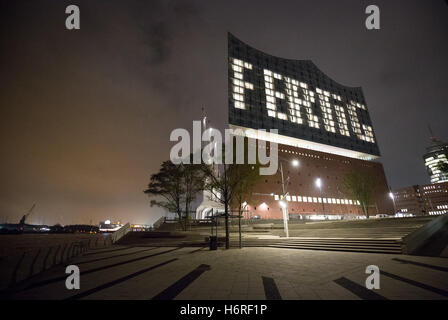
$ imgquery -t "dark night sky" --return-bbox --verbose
[1,0,447,225]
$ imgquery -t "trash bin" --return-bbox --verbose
[209,236,218,250]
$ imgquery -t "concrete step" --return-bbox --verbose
[231,242,402,252]
[231,237,403,254]
[265,245,402,254]
[232,242,402,253]
[256,239,401,244]
[245,241,401,248]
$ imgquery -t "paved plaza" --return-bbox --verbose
[5,246,448,300]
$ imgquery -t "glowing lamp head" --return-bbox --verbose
[389,192,394,199]
[315,178,322,189]
[279,201,287,209]
[292,159,299,167]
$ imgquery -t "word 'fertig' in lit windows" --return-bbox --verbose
[230,57,375,144]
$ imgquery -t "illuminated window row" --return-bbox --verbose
[423,184,444,190]
[425,158,447,165]
[353,101,367,110]
[274,147,353,164]
[232,58,252,70]
[278,148,350,164]
[362,124,375,143]
[231,58,253,110]
[425,156,448,183]
[274,194,360,205]
[347,101,375,143]
[285,77,304,125]
[317,90,336,133]
[263,69,288,121]
[232,79,253,89]
[334,105,350,136]
[316,87,331,97]
[429,210,448,215]
[279,149,320,159]
[347,101,362,137]
[332,94,342,101]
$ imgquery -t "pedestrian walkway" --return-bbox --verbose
[4,246,448,300]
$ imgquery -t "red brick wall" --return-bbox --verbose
[245,143,394,219]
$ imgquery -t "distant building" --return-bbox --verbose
[99,220,123,232]
[391,182,448,216]
[423,134,448,184]
[130,224,152,232]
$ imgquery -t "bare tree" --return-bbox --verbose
[343,170,376,218]
[182,161,206,229]
[145,158,206,231]
[144,161,185,229]
[202,137,262,249]
[202,162,239,249]
[231,160,261,249]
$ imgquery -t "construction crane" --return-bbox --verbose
[0,204,37,234]
[19,203,36,226]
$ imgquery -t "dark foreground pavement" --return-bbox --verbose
[4,246,448,300]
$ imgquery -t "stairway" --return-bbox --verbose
[231,236,403,254]
[226,217,434,254]
[123,216,439,254]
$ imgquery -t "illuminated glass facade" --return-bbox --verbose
[228,33,380,159]
[226,33,394,219]
[423,139,448,184]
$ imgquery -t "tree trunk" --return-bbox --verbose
[177,211,184,231]
[363,203,369,219]
[185,201,189,231]
[225,201,230,249]
[238,208,242,249]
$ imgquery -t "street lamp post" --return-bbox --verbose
[278,158,299,238]
[389,192,396,214]
[279,162,289,238]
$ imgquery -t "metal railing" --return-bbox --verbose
[110,223,131,244]
[1,235,114,292]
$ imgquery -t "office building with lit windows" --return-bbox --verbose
[227,33,394,219]
[391,182,448,216]
[423,137,448,184]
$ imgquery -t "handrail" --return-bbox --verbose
[110,223,131,244]
[152,216,166,230]
[2,235,110,291]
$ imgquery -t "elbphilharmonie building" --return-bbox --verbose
[228,33,393,219]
